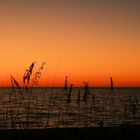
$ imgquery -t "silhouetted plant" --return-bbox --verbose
[32,61,46,87]
[110,77,114,92]
[23,62,36,86]
[10,75,22,94]
[63,76,68,93]
[3,61,140,129]
[83,81,89,103]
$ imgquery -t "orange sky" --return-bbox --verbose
[0,0,140,87]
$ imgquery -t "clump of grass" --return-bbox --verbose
[10,75,22,94]
[32,61,46,87]
[10,75,26,128]
[23,62,35,127]
[7,61,140,128]
[23,62,36,90]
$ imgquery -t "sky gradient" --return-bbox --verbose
[0,0,140,87]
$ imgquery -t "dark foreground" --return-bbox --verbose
[0,125,140,140]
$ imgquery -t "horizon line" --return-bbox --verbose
[1,86,140,88]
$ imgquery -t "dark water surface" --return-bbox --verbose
[0,87,140,129]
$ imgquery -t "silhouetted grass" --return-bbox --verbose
[0,62,140,130]
[32,61,46,87]
[23,62,36,85]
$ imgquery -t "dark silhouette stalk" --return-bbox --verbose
[110,77,114,92]
[23,62,36,92]
[63,76,68,94]
[83,81,89,103]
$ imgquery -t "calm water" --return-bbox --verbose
[0,87,140,129]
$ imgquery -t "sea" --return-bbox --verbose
[0,87,140,129]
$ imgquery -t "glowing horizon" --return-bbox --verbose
[0,0,140,87]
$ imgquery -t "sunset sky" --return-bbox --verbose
[0,0,140,87]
